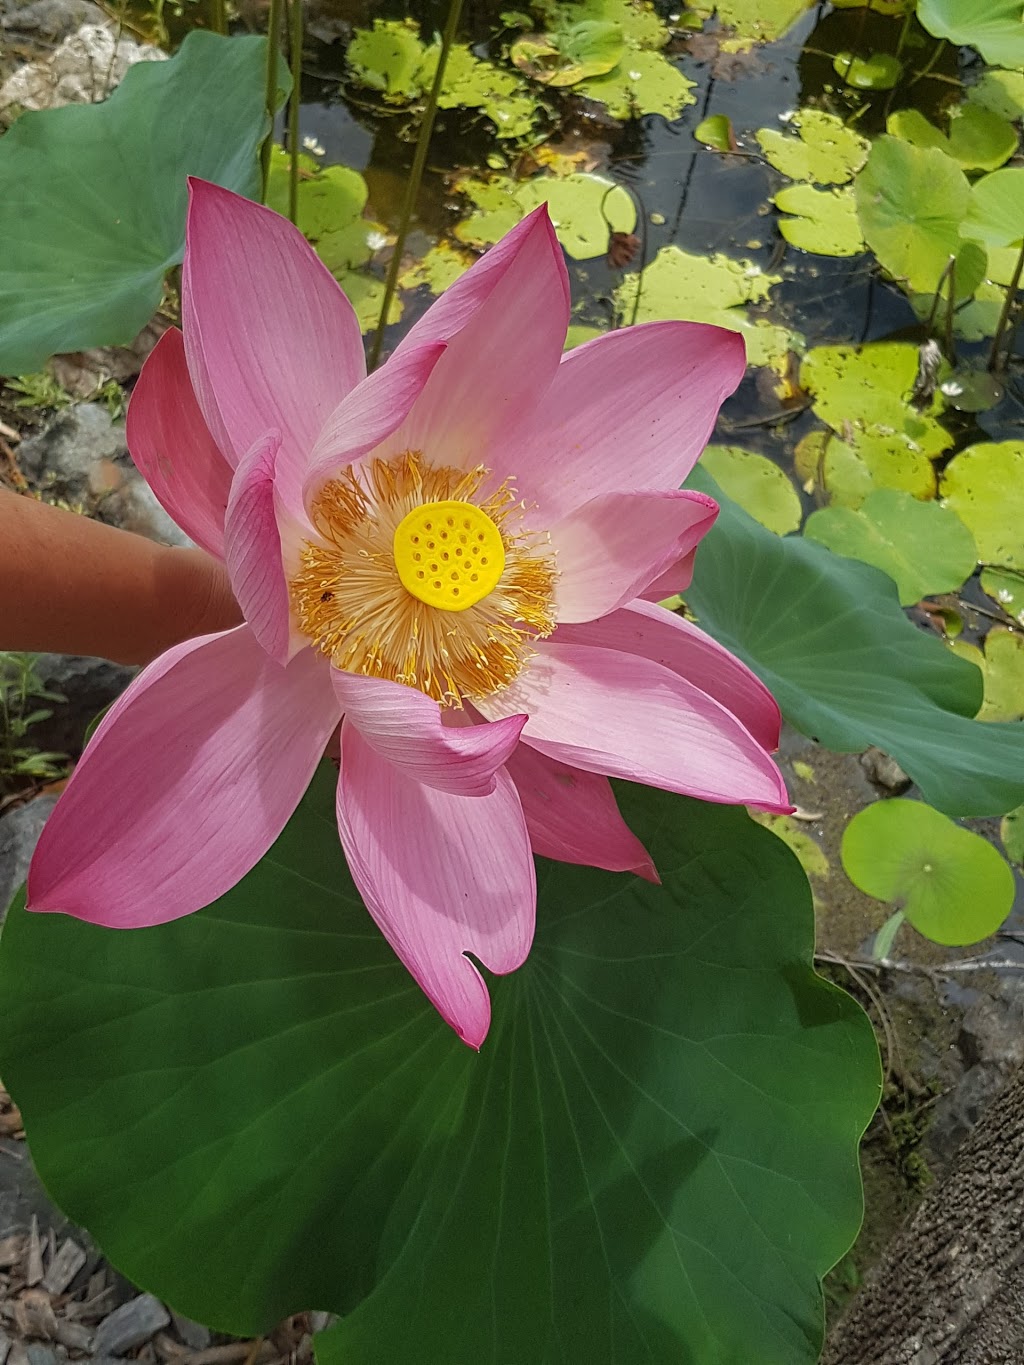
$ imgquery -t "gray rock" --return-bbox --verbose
[91,1294,169,1357]
[26,653,134,758]
[0,795,57,921]
[0,0,105,40]
[169,1311,212,1351]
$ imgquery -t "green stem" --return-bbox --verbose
[368,0,464,371]
[210,0,227,37]
[908,37,946,87]
[261,0,284,202]
[287,0,303,226]
[988,238,1024,373]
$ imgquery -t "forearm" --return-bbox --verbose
[0,491,242,665]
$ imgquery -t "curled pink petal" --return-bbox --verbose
[552,489,717,623]
[506,744,658,881]
[640,550,699,601]
[125,327,233,559]
[28,628,339,927]
[553,599,781,752]
[332,671,526,795]
[382,206,570,468]
[477,642,789,811]
[490,320,746,519]
[181,179,365,512]
[336,723,535,1048]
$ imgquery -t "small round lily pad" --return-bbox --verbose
[774,184,864,257]
[756,109,869,185]
[940,441,1024,569]
[699,445,802,535]
[842,799,1016,946]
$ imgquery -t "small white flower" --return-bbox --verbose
[998,589,1014,604]
[302,135,326,156]
[366,229,388,252]
[779,109,796,124]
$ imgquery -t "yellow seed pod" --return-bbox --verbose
[393,500,505,612]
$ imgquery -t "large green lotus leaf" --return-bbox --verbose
[774,184,864,257]
[614,245,801,372]
[800,343,952,463]
[0,31,274,376]
[0,771,879,1364]
[841,799,1015,946]
[757,110,870,185]
[940,441,1024,569]
[684,470,1024,818]
[917,0,1024,68]
[964,168,1024,248]
[700,444,802,534]
[887,105,1018,172]
[803,490,977,605]
[855,137,970,295]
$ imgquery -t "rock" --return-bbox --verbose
[859,746,912,794]
[17,402,191,547]
[169,1311,212,1351]
[0,0,105,43]
[92,1294,170,1357]
[0,795,57,920]
[0,22,164,114]
[24,654,135,758]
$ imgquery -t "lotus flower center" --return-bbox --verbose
[393,500,506,612]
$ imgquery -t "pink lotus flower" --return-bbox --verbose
[28,179,788,1047]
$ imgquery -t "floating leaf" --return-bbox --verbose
[793,430,936,507]
[774,184,864,256]
[336,271,402,333]
[917,0,1024,69]
[981,566,1024,624]
[346,19,426,100]
[803,490,977,605]
[685,0,814,48]
[515,173,635,258]
[833,51,902,89]
[694,113,735,151]
[756,110,870,186]
[748,812,829,880]
[1001,803,1024,865]
[685,470,1024,817]
[801,343,952,464]
[940,441,1024,569]
[841,800,1015,946]
[614,245,801,371]
[574,47,695,119]
[699,444,802,535]
[424,43,539,139]
[968,69,1024,121]
[887,104,1018,172]
[0,772,879,1363]
[510,20,624,86]
[266,149,377,272]
[964,168,1024,248]
[0,31,274,375]
[453,175,523,247]
[855,136,970,295]
[397,240,475,294]
[974,629,1024,722]
[534,0,667,50]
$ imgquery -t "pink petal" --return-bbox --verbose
[476,642,789,811]
[125,327,233,559]
[301,341,447,507]
[552,489,718,623]
[336,723,535,1048]
[505,743,658,881]
[332,671,526,796]
[181,179,365,513]
[380,206,570,469]
[28,628,338,927]
[490,321,746,521]
[640,551,699,601]
[553,599,781,752]
[223,431,293,664]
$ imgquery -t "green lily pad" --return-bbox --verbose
[774,184,864,256]
[749,811,830,880]
[563,322,606,348]
[685,470,1024,817]
[699,445,802,535]
[945,246,1021,342]
[803,490,977,605]
[964,168,1024,248]
[266,149,377,272]
[917,0,1024,69]
[694,113,735,152]
[336,271,402,333]
[975,630,1024,722]
[940,441,1024,569]
[887,105,1018,172]
[614,245,802,372]
[534,0,667,51]
[0,30,274,375]
[968,69,1024,120]
[1000,803,1024,864]
[793,430,936,508]
[574,47,696,120]
[842,799,1015,946]
[346,19,426,100]
[982,567,1024,624]
[397,240,475,294]
[833,51,902,89]
[855,136,971,295]
[424,43,539,139]
[831,0,913,13]
[0,772,879,1363]
[685,0,815,48]
[756,110,870,186]
[515,173,635,259]
[453,175,523,248]
[800,343,952,465]
[510,20,624,86]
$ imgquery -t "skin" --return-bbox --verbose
[1,490,242,666]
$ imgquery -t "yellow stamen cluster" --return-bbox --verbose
[290,451,556,706]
